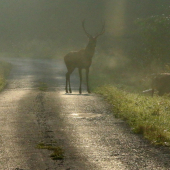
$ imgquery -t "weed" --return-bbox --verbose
[37,142,64,160]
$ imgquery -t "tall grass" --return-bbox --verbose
[90,54,170,146]
[94,85,170,146]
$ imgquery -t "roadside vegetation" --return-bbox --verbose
[0,61,12,91]
[90,15,170,146]
[37,142,64,160]
[94,85,170,146]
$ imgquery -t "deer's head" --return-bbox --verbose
[82,19,105,48]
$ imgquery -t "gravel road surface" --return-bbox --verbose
[0,57,170,170]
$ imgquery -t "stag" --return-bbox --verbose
[64,20,105,94]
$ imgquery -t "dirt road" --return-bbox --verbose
[0,57,170,170]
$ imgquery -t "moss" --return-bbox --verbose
[37,143,64,160]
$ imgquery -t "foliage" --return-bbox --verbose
[90,24,170,146]
[134,15,170,68]
[94,85,170,146]
[89,13,170,147]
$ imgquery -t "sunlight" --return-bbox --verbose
[105,0,127,37]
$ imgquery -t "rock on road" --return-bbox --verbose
[0,57,170,170]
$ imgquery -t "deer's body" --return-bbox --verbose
[151,73,170,96]
[64,20,104,94]
[64,48,94,69]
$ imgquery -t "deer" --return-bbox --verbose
[64,19,105,94]
[151,73,170,96]
[143,73,170,96]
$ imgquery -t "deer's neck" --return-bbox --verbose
[84,44,95,58]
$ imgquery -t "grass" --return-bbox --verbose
[37,142,64,160]
[89,59,170,146]
[94,85,170,146]
[0,61,12,91]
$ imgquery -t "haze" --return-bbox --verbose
[0,0,169,60]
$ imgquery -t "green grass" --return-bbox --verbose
[37,142,64,160]
[94,85,170,146]
[0,61,12,91]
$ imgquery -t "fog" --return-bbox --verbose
[0,0,104,57]
[0,0,169,62]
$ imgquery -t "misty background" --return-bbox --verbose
[0,0,170,72]
[0,0,105,58]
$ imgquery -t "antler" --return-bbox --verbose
[95,21,105,39]
[82,19,93,38]
[82,19,105,39]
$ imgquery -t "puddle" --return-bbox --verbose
[69,113,102,119]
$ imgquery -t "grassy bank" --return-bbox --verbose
[0,61,12,91]
[89,61,170,146]
[93,84,170,146]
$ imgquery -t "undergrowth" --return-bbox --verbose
[94,85,170,146]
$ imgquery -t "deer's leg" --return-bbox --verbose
[66,72,73,93]
[78,68,82,94]
[65,72,69,93]
[67,68,75,93]
[68,73,72,93]
[86,68,91,93]
[151,89,154,97]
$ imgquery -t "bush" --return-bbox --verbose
[134,15,170,69]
